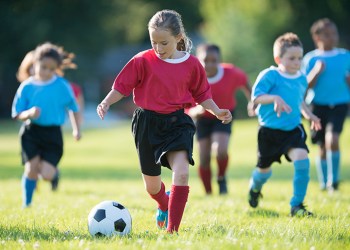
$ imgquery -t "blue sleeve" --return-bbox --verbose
[252,70,275,101]
[65,82,79,112]
[11,84,28,118]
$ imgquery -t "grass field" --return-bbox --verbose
[0,118,349,250]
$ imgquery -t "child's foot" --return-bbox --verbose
[248,189,262,208]
[156,191,170,229]
[51,169,60,191]
[217,176,228,195]
[290,203,313,217]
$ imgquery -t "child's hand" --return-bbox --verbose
[72,129,81,141]
[29,107,41,119]
[309,114,322,131]
[273,96,291,117]
[215,109,232,124]
[247,101,257,117]
[97,102,110,120]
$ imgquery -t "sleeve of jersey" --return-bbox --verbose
[252,70,274,101]
[11,84,27,118]
[191,63,212,104]
[112,57,140,97]
[301,54,314,75]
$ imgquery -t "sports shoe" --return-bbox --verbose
[51,169,60,191]
[156,191,170,229]
[248,189,262,208]
[217,177,228,194]
[290,203,313,217]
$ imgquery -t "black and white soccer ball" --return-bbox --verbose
[88,200,132,237]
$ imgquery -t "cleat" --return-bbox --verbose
[156,191,170,229]
[248,189,262,208]
[290,203,313,217]
[51,169,60,191]
[217,177,228,194]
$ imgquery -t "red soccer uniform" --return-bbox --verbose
[113,49,212,114]
[202,63,248,119]
[69,82,82,99]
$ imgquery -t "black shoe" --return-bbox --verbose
[332,182,339,191]
[290,203,313,217]
[248,189,262,208]
[51,169,60,191]
[217,177,228,195]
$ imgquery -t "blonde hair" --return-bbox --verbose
[16,42,77,82]
[148,9,192,52]
[273,32,303,58]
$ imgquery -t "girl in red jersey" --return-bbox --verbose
[188,44,252,195]
[97,10,232,233]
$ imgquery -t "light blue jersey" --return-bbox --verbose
[12,75,78,126]
[252,66,307,131]
[302,48,350,105]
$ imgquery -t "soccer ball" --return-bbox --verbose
[88,200,132,237]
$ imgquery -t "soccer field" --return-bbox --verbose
[0,118,349,250]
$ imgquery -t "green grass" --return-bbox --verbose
[0,118,349,250]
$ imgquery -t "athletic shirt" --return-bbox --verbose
[12,75,78,126]
[202,63,248,119]
[69,82,82,99]
[112,49,212,114]
[302,48,350,105]
[252,66,307,131]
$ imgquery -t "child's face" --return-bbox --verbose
[315,25,339,50]
[34,57,58,81]
[149,28,181,59]
[276,46,303,74]
[197,50,220,77]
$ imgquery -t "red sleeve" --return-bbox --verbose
[236,68,248,88]
[190,61,212,104]
[112,57,141,96]
[69,82,82,98]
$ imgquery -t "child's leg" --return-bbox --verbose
[249,167,272,192]
[212,132,230,179]
[166,150,189,233]
[288,149,310,207]
[325,131,340,187]
[39,160,57,181]
[198,138,212,194]
[22,156,40,207]
[315,145,327,189]
[143,175,169,212]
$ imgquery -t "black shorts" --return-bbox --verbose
[257,125,309,169]
[131,108,196,176]
[20,123,63,166]
[310,104,348,145]
[196,115,233,140]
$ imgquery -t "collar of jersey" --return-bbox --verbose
[208,65,224,84]
[160,52,190,64]
[272,66,302,79]
[315,48,338,57]
[30,75,57,85]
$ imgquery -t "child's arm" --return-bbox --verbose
[307,60,325,88]
[254,94,291,117]
[187,105,205,119]
[97,89,124,120]
[199,99,232,124]
[15,107,41,121]
[301,101,322,131]
[68,111,81,141]
[240,82,256,117]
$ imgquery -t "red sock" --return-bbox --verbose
[198,166,212,194]
[149,182,169,212]
[217,155,229,178]
[167,185,189,233]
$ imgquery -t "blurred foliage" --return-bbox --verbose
[0,0,348,119]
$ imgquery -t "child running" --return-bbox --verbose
[16,46,84,190]
[302,18,350,192]
[97,10,232,233]
[188,44,252,195]
[12,42,81,208]
[248,33,321,216]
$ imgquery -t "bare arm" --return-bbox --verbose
[240,82,256,117]
[307,60,324,88]
[68,110,82,141]
[97,89,124,120]
[199,99,232,124]
[301,101,322,131]
[254,94,291,117]
[15,107,41,121]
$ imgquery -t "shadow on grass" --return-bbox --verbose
[247,208,280,218]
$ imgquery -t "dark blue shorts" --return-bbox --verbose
[310,104,348,145]
[20,123,63,166]
[195,116,232,140]
[257,125,309,169]
[131,108,196,176]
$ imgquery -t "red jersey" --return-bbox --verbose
[69,82,82,99]
[112,49,212,114]
[202,63,248,119]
